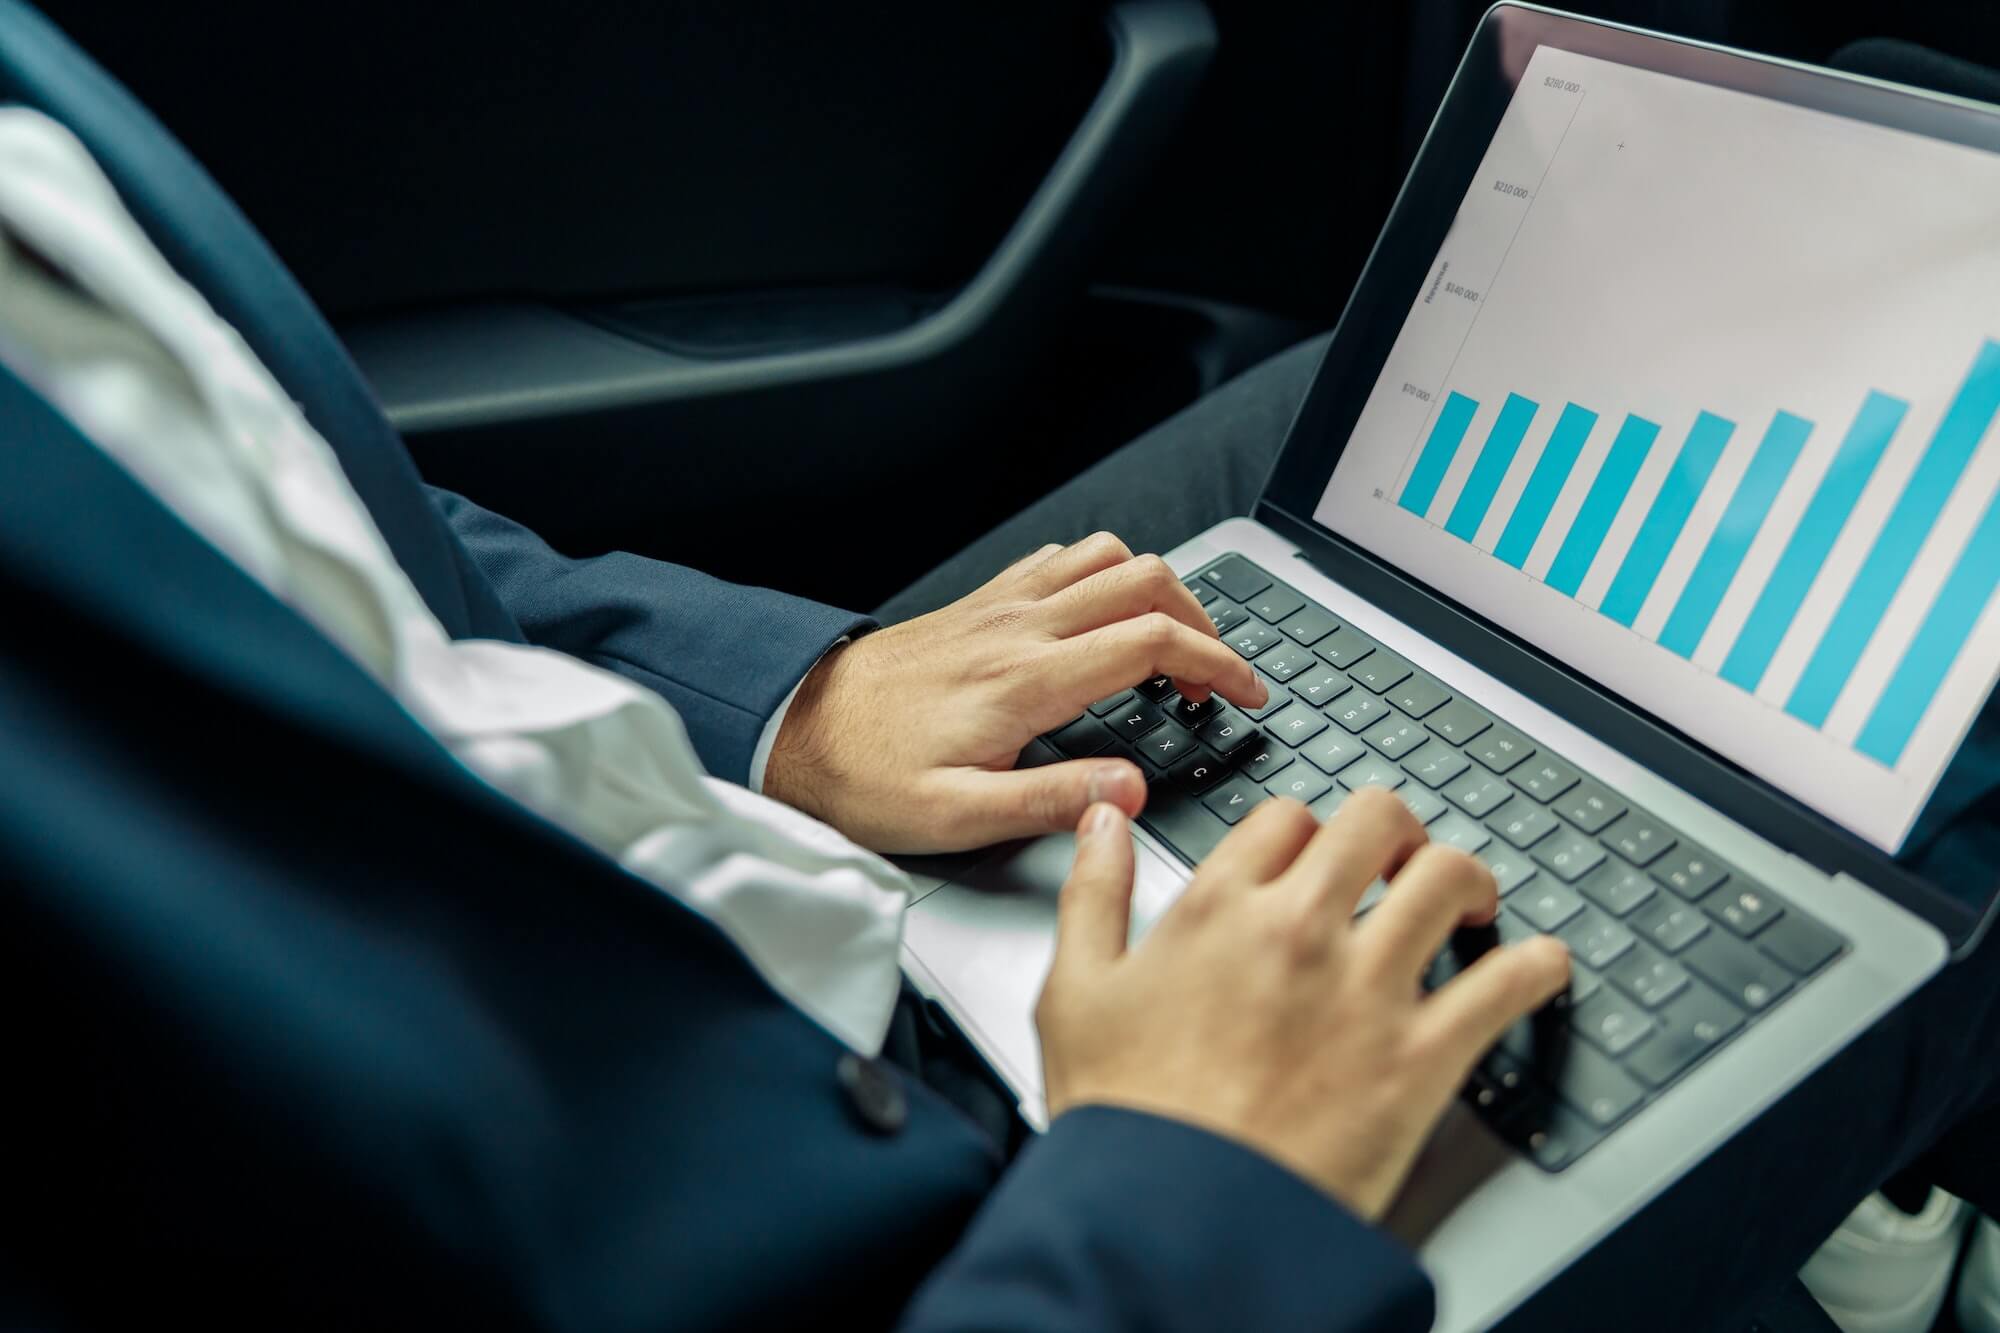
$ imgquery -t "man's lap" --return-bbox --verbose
[885,332,2000,1328]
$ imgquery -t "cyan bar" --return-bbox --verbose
[1600,411,1737,626]
[1856,480,2000,766]
[1719,390,1908,693]
[1545,414,1661,598]
[1659,411,1813,658]
[1787,340,2000,728]
[1446,393,1540,542]
[1400,392,1480,519]
[1496,403,1598,568]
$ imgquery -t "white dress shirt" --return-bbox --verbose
[0,109,911,1054]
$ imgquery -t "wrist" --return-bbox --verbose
[764,636,853,822]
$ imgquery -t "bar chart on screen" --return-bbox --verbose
[1316,41,2000,846]
[1395,337,2000,770]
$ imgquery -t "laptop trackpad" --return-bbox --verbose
[904,830,1194,1114]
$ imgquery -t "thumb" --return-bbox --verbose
[944,757,1147,847]
[1055,802,1137,969]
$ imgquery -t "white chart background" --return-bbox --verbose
[1313,45,2000,851]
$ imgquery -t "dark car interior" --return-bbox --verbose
[22,5,2000,1327]
[37,0,2000,618]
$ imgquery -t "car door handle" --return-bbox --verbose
[346,0,1218,434]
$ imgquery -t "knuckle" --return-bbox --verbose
[1135,553,1177,593]
[1430,843,1496,901]
[1137,611,1180,651]
[1023,781,1065,827]
[1083,531,1131,563]
[1404,844,1491,910]
[1012,544,1061,577]
[1406,840,1466,880]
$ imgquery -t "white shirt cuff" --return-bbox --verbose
[749,636,848,794]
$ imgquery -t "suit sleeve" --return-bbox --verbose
[431,488,873,786]
[899,1107,1435,1333]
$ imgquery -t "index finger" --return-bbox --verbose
[1037,554,1217,644]
[1012,532,1136,599]
[1350,844,1499,987]
[1416,935,1572,1069]
[1278,786,1428,923]
[1040,614,1268,725]
[1037,555,1230,703]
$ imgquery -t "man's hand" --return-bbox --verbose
[1036,789,1572,1220]
[765,533,1268,853]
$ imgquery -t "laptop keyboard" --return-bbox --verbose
[1038,553,1848,1172]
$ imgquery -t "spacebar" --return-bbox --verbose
[1140,788,1228,864]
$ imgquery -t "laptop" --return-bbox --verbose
[901,5,2000,1328]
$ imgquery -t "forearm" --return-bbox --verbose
[433,487,871,784]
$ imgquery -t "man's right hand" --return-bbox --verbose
[1035,787,1572,1220]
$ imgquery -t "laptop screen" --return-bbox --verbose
[1309,41,2000,861]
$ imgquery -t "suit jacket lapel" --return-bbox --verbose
[0,363,475,788]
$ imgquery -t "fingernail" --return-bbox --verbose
[1086,763,1132,809]
[1083,802,1118,838]
[1254,678,1270,706]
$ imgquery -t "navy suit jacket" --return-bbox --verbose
[0,2,1433,1327]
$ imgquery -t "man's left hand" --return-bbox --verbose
[765,532,1270,853]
